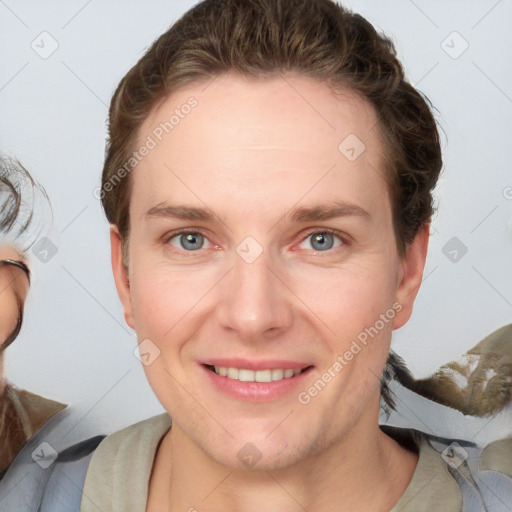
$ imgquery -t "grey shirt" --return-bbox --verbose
[79,413,466,512]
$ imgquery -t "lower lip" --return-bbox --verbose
[200,364,313,402]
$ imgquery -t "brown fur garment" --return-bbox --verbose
[0,383,66,478]
[396,324,512,417]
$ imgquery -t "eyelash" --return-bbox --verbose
[163,228,348,255]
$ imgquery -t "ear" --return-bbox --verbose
[110,225,135,329]
[392,222,430,330]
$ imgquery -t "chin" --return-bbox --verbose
[195,421,322,473]
[212,438,309,472]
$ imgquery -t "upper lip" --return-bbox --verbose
[201,358,312,371]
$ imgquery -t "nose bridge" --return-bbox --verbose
[215,240,293,339]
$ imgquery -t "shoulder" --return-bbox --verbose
[80,413,171,512]
[0,406,106,512]
[87,412,171,462]
[384,426,463,512]
[383,425,512,512]
[480,437,512,478]
[0,383,67,478]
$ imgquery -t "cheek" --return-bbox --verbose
[129,271,195,411]
[128,265,215,373]
[291,260,397,401]
[291,259,397,337]
[129,266,194,336]
[130,279,164,335]
[0,287,20,343]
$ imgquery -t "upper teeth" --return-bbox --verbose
[213,366,302,382]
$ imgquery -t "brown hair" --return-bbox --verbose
[100,0,443,410]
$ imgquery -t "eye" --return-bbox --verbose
[164,228,346,254]
[166,230,213,252]
[297,229,344,252]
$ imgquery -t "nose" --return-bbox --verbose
[214,245,294,342]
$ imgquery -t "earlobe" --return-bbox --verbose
[110,225,135,329]
[392,223,430,331]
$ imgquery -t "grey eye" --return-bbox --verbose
[169,232,208,251]
[311,233,334,251]
[301,232,344,252]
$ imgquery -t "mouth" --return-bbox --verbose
[200,362,314,402]
[203,364,312,382]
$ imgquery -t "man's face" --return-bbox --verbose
[112,73,426,470]
[0,244,29,349]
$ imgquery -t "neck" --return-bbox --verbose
[149,405,418,512]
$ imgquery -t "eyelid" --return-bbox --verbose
[163,227,348,254]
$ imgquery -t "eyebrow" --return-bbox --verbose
[288,201,371,223]
[145,200,371,224]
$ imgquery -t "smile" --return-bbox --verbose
[201,360,314,401]
[206,365,305,382]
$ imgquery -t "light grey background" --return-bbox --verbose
[1,0,511,435]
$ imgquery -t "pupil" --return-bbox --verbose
[182,233,202,250]
[312,233,333,251]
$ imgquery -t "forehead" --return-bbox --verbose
[132,72,389,222]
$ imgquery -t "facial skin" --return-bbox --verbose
[0,244,30,398]
[111,72,429,511]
